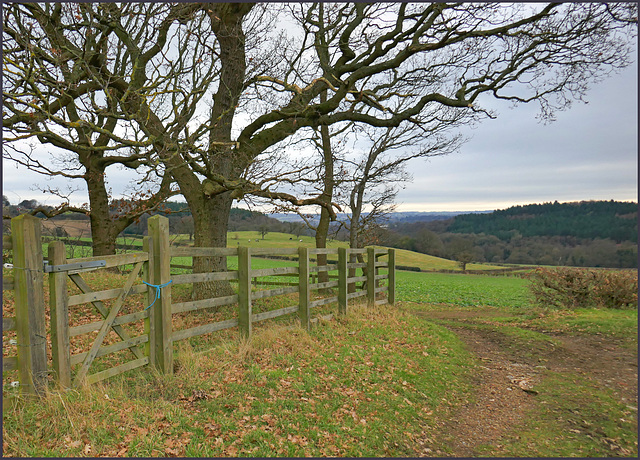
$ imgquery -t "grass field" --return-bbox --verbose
[3,269,475,457]
[2,249,637,457]
[398,271,533,308]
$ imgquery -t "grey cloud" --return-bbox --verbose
[395,58,638,212]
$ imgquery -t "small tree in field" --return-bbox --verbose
[447,237,476,272]
[456,252,475,273]
[258,225,269,241]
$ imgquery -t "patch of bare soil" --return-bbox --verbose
[423,323,544,457]
[40,218,91,238]
[412,310,638,457]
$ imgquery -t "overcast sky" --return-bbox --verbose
[2,39,637,214]
[395,58,638,212]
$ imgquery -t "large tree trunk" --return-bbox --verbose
[86,165,118,257]
[85,158,173,260]
[348,182,367,293]
[315,90,334,288]
[187,4,249,300]
[190,191,235,299]
[160,4,251,301]
[315,206,331,287]
[85,163,134,273]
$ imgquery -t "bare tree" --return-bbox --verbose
[258,224,269,241]
[2,3,179,256]
[340,115,467,249]
[447,236,477,272]
[4,3,636,298]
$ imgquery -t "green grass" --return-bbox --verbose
[227,231,323,248]
[525,307,638,344]
[48,230,515,274]
[3,251,636,457]
[397,271,534,308]
[400,272,637,457]
[2,303,475,457]
[387,247,509,272]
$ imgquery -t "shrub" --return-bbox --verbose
[590,269,639,309]
[527,267,638,310]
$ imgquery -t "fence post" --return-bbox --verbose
[338,247,348,315]
[298,247,310,329]
[366,247,375,307]
[147,215,173,374]
[238,246,252,338]
[11,214,48,394]
[142,236,154,365]
[48,240,71,388]
[388,249,396,305]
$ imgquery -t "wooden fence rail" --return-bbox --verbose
[2,215,395,391]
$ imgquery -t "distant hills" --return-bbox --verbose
[272,201,638,239]
[8,196,636,268]
[384,200,638,268]
[385,210,494,223]
[271,210,492,225]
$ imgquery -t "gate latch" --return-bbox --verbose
[43,260,106,273]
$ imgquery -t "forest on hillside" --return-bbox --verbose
[447,200,637,242]
[383,201,638,268]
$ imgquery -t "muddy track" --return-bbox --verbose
[411,310,638,457]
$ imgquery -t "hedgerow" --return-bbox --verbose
[527,267,638,310]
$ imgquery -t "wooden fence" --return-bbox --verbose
[2,215,395,391]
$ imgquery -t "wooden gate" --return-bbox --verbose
[4,215,395,390]
[48,239,153,388]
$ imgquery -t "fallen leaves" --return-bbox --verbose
[261,413,277,427]
[162,431,193,457]
[64,436,82,449]
[3,302,477,458]
[287,433,309,446]
[63,436,92,456]
[507,375,540,395]
[204,422,222,437]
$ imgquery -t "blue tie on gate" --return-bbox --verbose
[143,280,173,310]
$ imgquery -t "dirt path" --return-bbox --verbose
[412,310,638,457]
